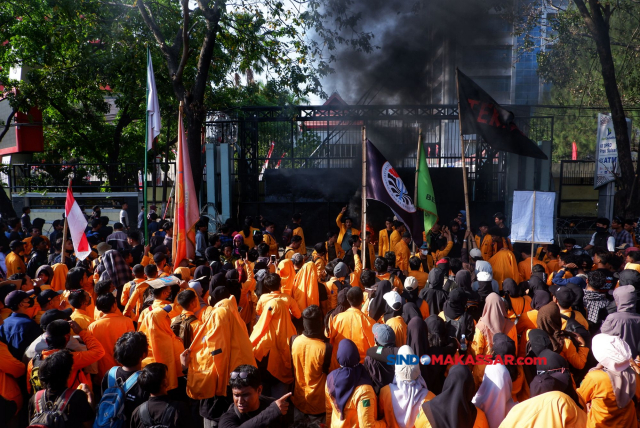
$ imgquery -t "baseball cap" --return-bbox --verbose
[616,243,631,251]
[36,289,63,307]
[0,283,18,305]
[39,308,73,329]
[5,290,35,308]
[372,323,396,347]
[291,253,304,265]
[469,248,482,259]
[9,240,25,250]
[477,271,493,282]
[554,286,576,308]
[147,276,180,289]
[420,242,429,250]
[97,242,112,256]
[383,290,402,311]
[404,276,418,292]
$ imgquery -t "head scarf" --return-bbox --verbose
[35,265,54,285]
[613,285,637,313]
[50,263,69,292]
[472,364,515,428]
[369,280,393,321]
[101,249,132,288]
[389,345,429,428]
[456,270,472,292]
[194,265,212,285]
[475,260,493,275]
[209,261,223,275]
[402,302,422,325]
[566,283,585,312]
[423,365,477,428]
[428,269,445,290]
[536,302,565,353]
[592,333,637,408]
[303,308,326,340]
[406,317,430,381]
[618,269,640,289]
[527,275,548,293]
[425,270,449,315]
[443,288,467,320]
[210,285,230,306]
[527,329,552,356]
[502,278,520,297]
[476,279,494,300]
[531,290,551,310]
[209,272,227,295]
[326,339,373,420]
[476,293,515,347]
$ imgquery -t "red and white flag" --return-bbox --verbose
[65,182,91,260]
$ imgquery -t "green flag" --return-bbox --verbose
[416,139,438,233]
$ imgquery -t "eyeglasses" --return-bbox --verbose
[536,367,566,376]
[230,371,249,380]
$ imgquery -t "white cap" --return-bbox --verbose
[477,271,492,282]
[383,290,402,311]
[469,248,482,259]
[404,276,418,291]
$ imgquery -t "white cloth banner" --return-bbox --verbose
[510,191,556,243]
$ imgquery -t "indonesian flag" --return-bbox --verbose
[172,106,200,265]
[65,182,91,260]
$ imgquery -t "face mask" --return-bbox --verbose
[421,250,429,255]
[112,289,118,298]
[596,226,608,233]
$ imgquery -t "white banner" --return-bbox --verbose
[511,191,556,244]
[594,113,632,189]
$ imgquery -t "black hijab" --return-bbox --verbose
[456,270,472,292]
[443,288,467,320]
[402,302,422,325]
[528,275,548,293]
[369,280,392,321]
[619,269,640,289]
[303,309,326,340]
[423,365,477,428]
[424,315,456,394]
[531,290,551,310]
[406,317,430,381]
[194,265,212,285]
[425,269,448,316]
[527,329,552,357]
[476,280,494,301]
[209,272,227,295]
[502,278,520,297]
[531,349,583,409]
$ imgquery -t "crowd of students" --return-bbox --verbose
[1,207,640,428]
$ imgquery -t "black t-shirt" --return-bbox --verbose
[218,396,282,428]
[130,396,190,428]
[100,367,149,424]
[28,388,94,426]
[131,244,144,265]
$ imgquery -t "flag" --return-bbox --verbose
[172,107,200,265]
[416,140,438,233]
[457,68,547,160]
[366,140,424,246]
[572,141,577,160]
[64,182,91,261]
[147,49,161,150]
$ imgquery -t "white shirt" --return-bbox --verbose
[119,209,129,228]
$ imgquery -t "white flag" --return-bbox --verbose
[147,49,161,150]
[65,183,91,260]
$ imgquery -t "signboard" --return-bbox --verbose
[511,191,555,244]
[595,113,632,189]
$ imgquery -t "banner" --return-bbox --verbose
[366,140,424,246]
[594,113,632,189]
[146,49,161,150]
[416,140,438,233]
[457,68,547,160]
[510,191,555,244]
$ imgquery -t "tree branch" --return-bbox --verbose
[136,0,179,75]
[174,0,190,83]
[0,109,15,143]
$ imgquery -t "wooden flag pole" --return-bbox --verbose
[61,179,70,265]
[531,191,536,272]
[361,126,367,271]
[455,68,472,231]
[413,127,422,254]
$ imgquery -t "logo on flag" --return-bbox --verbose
[382,162,416,213]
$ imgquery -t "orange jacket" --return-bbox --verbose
[87,313,135,380]
[5,252,26,277]
[408,270,429,291]
[325,383,385,428]
[0,341,26,413]
[26,330,105,394]
[376,272,403,293]
[292,226,306,255]
[250,293,298,384]
[480,235,512,261]
[336,213,360,249]
[378,228,394,258]
[312,252,327,282]
[292,262,319,312]
[389,230,402,255]
[121,278,147,307]
[236,260,257,326]
[385,316,407,348]
[291,335,329,415]
[123,281,151,322]
[394,240,411,273]
[488,249,521,288]
[277,259,296,296]
[328,308,376,371]
[187,297,256,399]
[71,309,94,331]
[50,263,68,292]
[518,257,549,281]
[138,307,185,391]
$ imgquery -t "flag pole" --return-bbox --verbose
[413,128,422,253]
[361,126,367,271]
[143,46,150,245]
[531,191,536,272]
[455,68,472,231]
[61,179,70,265]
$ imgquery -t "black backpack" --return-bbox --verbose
[445,312,470,343]
[29,354,46,393]
[281,227,293,248]
[560,311,591,348]
[170,314,198,348]
[138,401,177,428]
[334,276,351,292]
[28,389,77,428]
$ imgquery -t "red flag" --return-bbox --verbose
[65,182,91,260]
[572,141,577,160]
[172,107,200,265]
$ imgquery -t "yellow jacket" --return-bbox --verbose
[293,226,306,254]
[336,213,360,247]
[329,308,376,370]
[389,230,402,255]
[263,232,279,257]
[5,252,26,277]
[378,229,393,257]
[325,383,385,428]
[277,259,296,295]
[239,227,260,249]
[292,261,319,312]
[394,240,411,273]
[577,369,640,428]
[500,391,587,428]
[325,240,345,260]
[385,316,407,348]
[291,334,329,415]
[0,340,25,414]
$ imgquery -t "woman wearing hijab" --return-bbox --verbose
[35,265,54,288]
[209,260,223,276]
[402,302,422,325]
[208,272,227,299]
[492,333,529,402]
[406,317,430,384]
[402,277,429,319]
[325,339,385,428]
[469,293,516,388]
[232,234,244,257]
[577,333,640,428]
[456,270,481,321]
[515,290,551,357]
[498,391,587,428]
[379,345,433,428]
[472,364,515,428]
[530,349,583,409]
[417,365,489,428]
[325,287,350,332]
[440,288,475,347]
[425,315,457,394]
[535,302,588,370]
[501,278,531,323]
[522,329,553,385]
[369,280,393,322]
[423,269,448,317]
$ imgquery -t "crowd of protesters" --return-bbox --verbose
[1,205,640,428]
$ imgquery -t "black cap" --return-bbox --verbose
[4,290,35,309]
[9,240,25,250]
[36,289,63,307]
[39,308,73,329]
[554,286,576,309]
[0,283,18,304]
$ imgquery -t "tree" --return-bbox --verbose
[516,0,640,213]
[135,0,374,193]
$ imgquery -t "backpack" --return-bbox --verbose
[281,227,293,248]
[28,388,76,428]
[170,314,198,348]
[334,276,351,292]
[560,311,591,348]
[93,367,140,428]
[30,354,46,393]
[138,401,177,428]
[445,312,470,343]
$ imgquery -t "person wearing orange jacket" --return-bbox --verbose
[276,258,296,296]
[136,276,183,325]
[325,231,345,262]
[26,319,105,394]
[137,306,184,391]
[325,339,385,428]
[291,213,306,255]
[120,264,147,309]
[123,264,157,322]
[336,208,360,254]
[0,339,26,418]
[378,217,395,258]
[394,232,412,274]
[328,287,376,371]
[291,260,319,315]
[5,241,27,277]
[87,292,135,381]
[50,263,68,292]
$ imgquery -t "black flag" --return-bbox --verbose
[456,68,548,160]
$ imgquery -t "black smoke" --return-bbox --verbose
[322,0,510,104]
